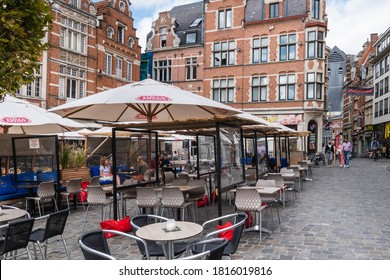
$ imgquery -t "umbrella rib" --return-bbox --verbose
[158,104,174,120]
[197,105,217,116]
[62,104,95,119]
[126,103,148,116]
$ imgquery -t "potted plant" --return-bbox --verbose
[60,143,90,181]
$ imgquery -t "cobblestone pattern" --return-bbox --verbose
[18,158,390,260]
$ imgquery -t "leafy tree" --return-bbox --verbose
[0,0,52,100]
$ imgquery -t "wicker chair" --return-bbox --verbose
[235,187,268,242]
[135,187,160,215]
[25,181,58,216]
[83,185,113,230]
[160,187,193,221]
[61,178,84,211]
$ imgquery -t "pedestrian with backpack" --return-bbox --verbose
[370,138,380,161]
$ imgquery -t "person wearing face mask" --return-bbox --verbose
[324,140,335,167]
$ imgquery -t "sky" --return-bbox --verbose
[128,0,390,54]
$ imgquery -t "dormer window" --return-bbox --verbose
[160,27,167,48]
[190,18,202,27]
[186,33,196,44]
[71,0,78,8]
[107,27,114,39]
[118,24,125,44]
[270,2,279,18]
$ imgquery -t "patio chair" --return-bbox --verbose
[256,179,281,224]
[170,179,188,186]
[89,176,101,187]
[185,179,209,221]
[61,178,85,211]
[265,173,287,208]
[0,218,35,260]
[25,180,58,216]
[160,187,193,221]
[177,250,210,260]
[29,209,70,260]
[235,187,268,243]
[135,187,160,215]
[187,238,228,260]
[120,179,137,216]
[298,161,311,180]
[79,229,150,260]
[163,171,175,185]
[83,185,113,230]
[287,166,303,191]
[130,214,188,259]
[200,212,247,259]
[177,172,190,183]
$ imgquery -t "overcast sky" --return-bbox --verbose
[129,0,390,54]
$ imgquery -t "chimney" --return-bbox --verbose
[370,33,378,44]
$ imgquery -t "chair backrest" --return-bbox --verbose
[37,181,56,199]
[265,173,285,188]
[171,179,188,186]
[189,238,228,260]
[164,171,175,184]
[178,250,210,260]
[256,179,277,188]
[287,166,300,176]
[177,173,190,183]
[130,214,167,258]
[202,212,247,256]
[280,168,294,174]
[79,230,113,260]
[79,229,150,260]
[136,187,159,208]
[161,187,185,207]
[130,214,168,231]
[87,185,107,205]
[89,176,101,187]
[41,209,70,241]
[298,161,308,169]
[66,178,82,194]
[235,187,262,212]
[143,169,155,181]
[0,218,35,256]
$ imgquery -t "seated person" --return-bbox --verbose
[159,153,172,171]
[132,156,148,181]
[99,157,112,177]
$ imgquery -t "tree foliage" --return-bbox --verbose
[0,0,52,100]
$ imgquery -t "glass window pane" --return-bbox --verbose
[228,79,234,87]
[253,49,259,63]
[308,31,316,41]
[252,87,259,101]
[221,42,228,50]
[279,75,287,84]
[289,34,296,43]
[280,46,287,60]
[260,87,267,100]
[288,75,295,83]
[220,89,226,102]
[252,77,259,86]
[307,84,314,98]
[289,45,296,59]
[214,42,221,51]
[213,80,219,88]
[221,79,227,87]
[226,10,232,28]
[280,35,287,44]
[279,86,286,100]
[261,38,268,46]
[288,85,295,100]
[228,51,235,65]
[229,41,236,49]
[228,88,234,102]
[260,77,267,85]
[253,39,260,48]
[307,73,315,82]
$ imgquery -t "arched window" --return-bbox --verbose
[128,37,135,48]
[107,27,114,39]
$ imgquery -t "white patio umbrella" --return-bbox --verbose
[0,95,84,134]
[49,78,242,122]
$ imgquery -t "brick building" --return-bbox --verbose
[15,0,141,109]
[145,0,328,153]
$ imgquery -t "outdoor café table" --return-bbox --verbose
[0,208,28,224]
[136,221,203,259]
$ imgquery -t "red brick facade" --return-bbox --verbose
[16,0,140,110]
[146,0,328,152]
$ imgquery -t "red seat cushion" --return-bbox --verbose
[216,221,233,241]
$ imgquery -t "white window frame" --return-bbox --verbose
[118,24,125,44]
[105,53,113,75]
[126,61,133,81]
[212,78,235,103]
[218,9,232,29]
[116,57,123,78]
[186,58,197,81]
[252,37,268,63]
[107,27,114,39]
[251,77,268,102]
[213,41,236,67]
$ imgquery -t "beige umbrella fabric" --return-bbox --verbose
[0,95,83,134]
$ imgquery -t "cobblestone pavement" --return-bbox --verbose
[19,158,390,260]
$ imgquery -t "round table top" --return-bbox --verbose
[0,208,28,223]
[136,221,203,242]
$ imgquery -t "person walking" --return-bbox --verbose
[370,138,380,161]
[324,141,335,167]
[342,138,352,168]
[336,142,344,167]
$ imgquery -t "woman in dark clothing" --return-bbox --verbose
[324,141,336,167]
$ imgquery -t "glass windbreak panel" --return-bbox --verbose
[218,126,243,191]
[12,136,59,183]
[113,129,158,185]
[198,135,215,175]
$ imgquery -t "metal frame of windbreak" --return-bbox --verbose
[215,122,245,218]
[11,135,61,204]
[111,128,159,220]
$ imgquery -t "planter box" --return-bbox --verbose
[61,167,91,182]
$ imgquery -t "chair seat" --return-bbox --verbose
[29,228,45,242]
